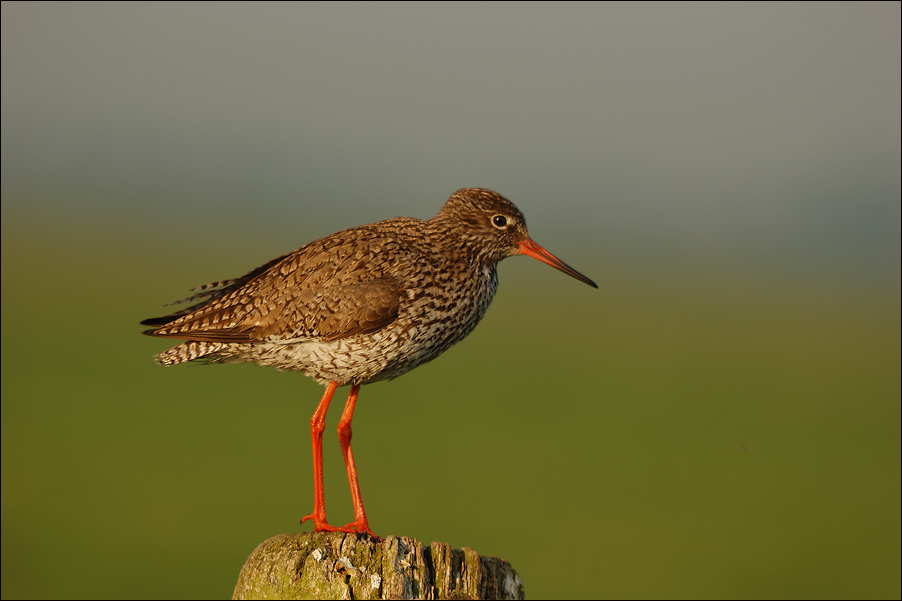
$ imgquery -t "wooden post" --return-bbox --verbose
[233,532,525,600]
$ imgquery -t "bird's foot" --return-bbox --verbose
[301,513,380,540]
[341,522,381,541]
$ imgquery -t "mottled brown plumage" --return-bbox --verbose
[141,188,596,536]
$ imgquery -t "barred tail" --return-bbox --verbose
[155,341,234,366]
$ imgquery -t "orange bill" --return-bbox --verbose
[517,239,597,288]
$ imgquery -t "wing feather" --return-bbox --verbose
[141,225,413,343]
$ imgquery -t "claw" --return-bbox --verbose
[342,522,381,541]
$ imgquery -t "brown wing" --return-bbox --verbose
[142,223,414,343]
[270,276,402,341]
[139,253,292,327]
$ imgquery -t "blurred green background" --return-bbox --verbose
[2,3,899,599]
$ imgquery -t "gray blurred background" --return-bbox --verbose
[2,2,899,599]
[4,1,899,265]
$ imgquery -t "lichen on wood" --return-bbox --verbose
[232,532,524,600]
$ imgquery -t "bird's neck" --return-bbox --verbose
[428,216,501,267]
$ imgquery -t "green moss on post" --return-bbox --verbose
[232,532,524,600]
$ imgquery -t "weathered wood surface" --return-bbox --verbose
[233,532,524,600]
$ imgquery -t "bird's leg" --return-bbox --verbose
[336,385,378,539]
[301,380,340,531]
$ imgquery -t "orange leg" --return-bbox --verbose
[337,385,378,538]
[301,382,378,538]
[301,381,339,531]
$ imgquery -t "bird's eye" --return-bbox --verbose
[492,215,508,229]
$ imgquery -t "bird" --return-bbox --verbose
[141,188,596,538]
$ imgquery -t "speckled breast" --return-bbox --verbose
[248,262,500,386]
